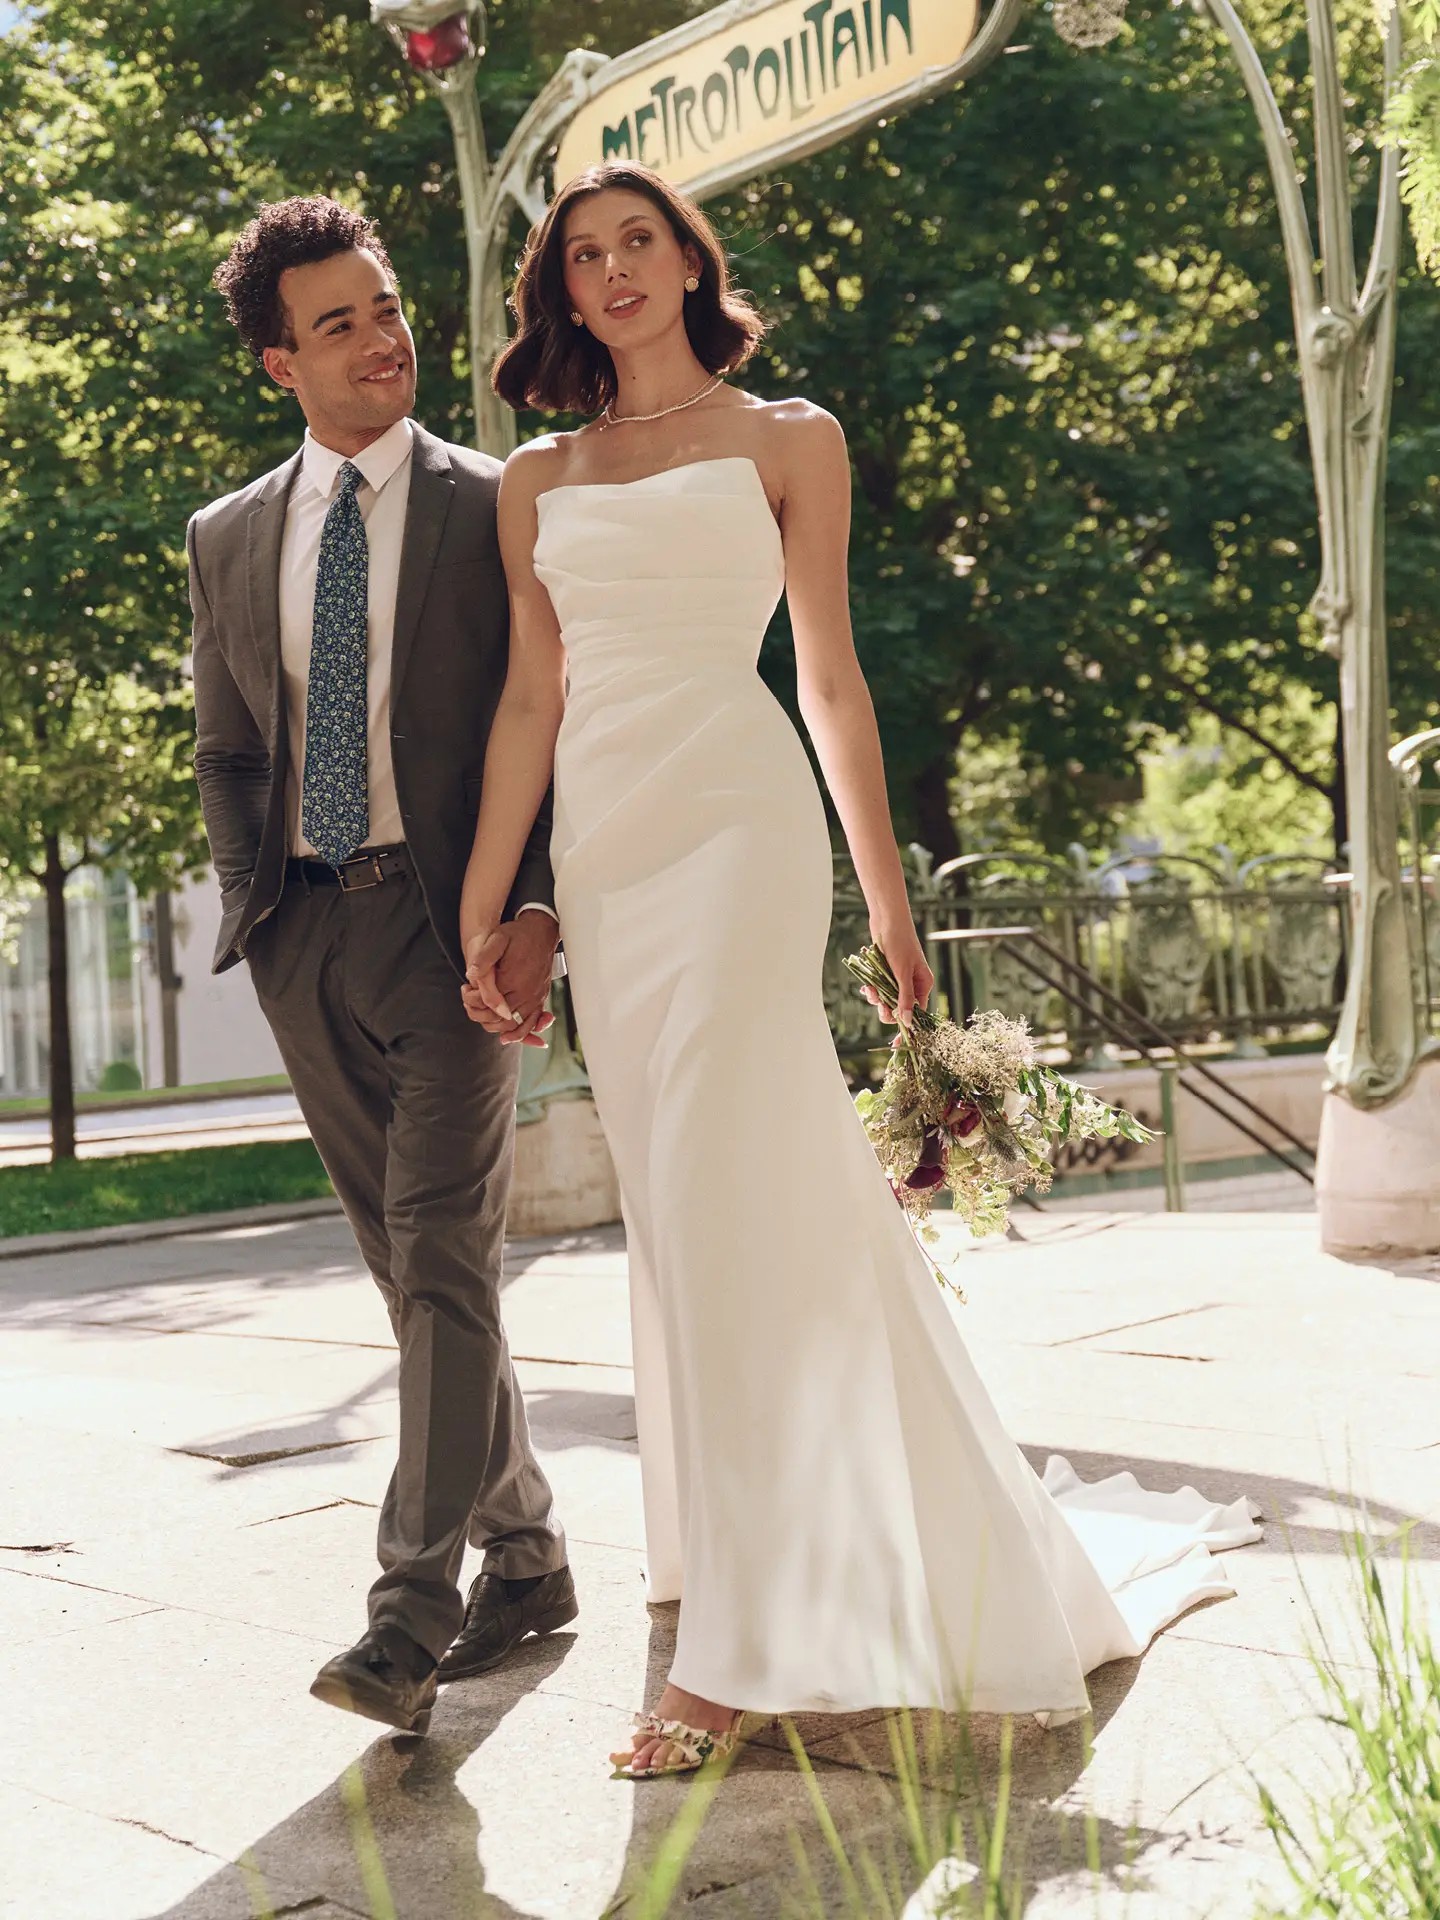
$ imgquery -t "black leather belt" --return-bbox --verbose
[285,845,410,891]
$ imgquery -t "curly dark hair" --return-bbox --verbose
[493,164,767,417]
[213,197,397,361]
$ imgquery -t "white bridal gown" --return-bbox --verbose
[533,456,1261,1721]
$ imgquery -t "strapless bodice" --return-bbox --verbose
[533,456,784,689]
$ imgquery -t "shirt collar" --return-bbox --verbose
[300,415,414,502]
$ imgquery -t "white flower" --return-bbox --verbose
[1002,1087,1030,1125]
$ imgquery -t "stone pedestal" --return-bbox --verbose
[509,1096,621,1237]
[1316,1055,1440,1256]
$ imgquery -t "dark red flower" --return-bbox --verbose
[905,1128,948,1189]
[904,1160,947,1191]
[944,1095,983,1138]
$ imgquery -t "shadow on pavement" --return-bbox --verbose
[135,1604,1170,1920]
[145,1631,582,1920]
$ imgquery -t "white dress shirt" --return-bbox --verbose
[278,417,556,925]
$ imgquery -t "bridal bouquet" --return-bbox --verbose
[845,944,1154,1271]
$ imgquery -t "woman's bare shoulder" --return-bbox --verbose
[502,429,595,502]
[732,393,845,456]
[727,395,847,502]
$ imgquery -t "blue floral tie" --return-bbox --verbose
[302,461,369,865]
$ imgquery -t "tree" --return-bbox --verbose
[0,31,213,1154]
[1122,689,1335,863]
[0,673,198,1158]
[1386,0,1440,272]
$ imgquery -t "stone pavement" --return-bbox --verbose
[2,1205,1437,1920]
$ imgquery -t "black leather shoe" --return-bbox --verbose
[310,1624,438,1735]
[437,1565,578,1683]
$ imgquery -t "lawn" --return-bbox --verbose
[0,1140,333,1240]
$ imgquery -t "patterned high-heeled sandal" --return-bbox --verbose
[609,1707,748,1780]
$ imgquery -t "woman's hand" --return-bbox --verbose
[864,917,935,1032]
[461,916,558,1047]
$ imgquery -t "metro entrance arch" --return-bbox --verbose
[372,0,1440,1253]
[371,0,1011,453]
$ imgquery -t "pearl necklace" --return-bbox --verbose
[602,374,724,427]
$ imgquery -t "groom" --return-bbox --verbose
[188,196,575,1734]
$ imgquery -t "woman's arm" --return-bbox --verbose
[458,445,568,1037]
[776,405,935,1026]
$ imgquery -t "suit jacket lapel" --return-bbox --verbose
[392,423,454,710]
[245,450,302,751]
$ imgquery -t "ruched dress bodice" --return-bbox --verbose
[536,453,782,672]
[536,456,819,910]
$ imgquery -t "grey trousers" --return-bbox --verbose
[245,859,566,1659]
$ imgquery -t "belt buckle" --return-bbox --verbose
[337,852,386,892]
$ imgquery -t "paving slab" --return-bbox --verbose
[2,1207,1435,1918]
[0,1783,271,1920]
[0,1565,163,1644]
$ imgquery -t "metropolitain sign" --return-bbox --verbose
[552,0,981,200]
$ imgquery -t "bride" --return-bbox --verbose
[457,161,1261,1780]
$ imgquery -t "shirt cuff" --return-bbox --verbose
[515,901,567,980]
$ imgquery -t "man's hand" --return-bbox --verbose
[461,909,560,1047]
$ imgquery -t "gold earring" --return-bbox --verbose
[683,275,700,293]
[570,311,584,326]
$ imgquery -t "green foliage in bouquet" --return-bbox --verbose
[844,945,1155,1259]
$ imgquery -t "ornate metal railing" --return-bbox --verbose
[824,842,1356,1071]
[538,827,1438,1114]
[932,924,1317,1196]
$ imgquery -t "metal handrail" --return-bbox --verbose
[929,926,1316,1188]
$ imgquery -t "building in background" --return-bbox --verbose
[0,872,283,1098]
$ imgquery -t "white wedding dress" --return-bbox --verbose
[533,455,1261,1720]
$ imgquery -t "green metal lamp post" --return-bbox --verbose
[372,0,516,457]
[1055,0,1424,1106]
[1053,0,1440,1247]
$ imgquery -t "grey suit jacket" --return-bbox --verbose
[188,421,552,977]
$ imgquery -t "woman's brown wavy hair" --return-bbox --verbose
[492,163,767,417]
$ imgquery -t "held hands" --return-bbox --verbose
[461,909,560,1047]
[860,917,935,1037]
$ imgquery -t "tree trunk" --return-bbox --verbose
[912,755,960,866]
[43,832,77,1163]
[153,890,182,1087]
